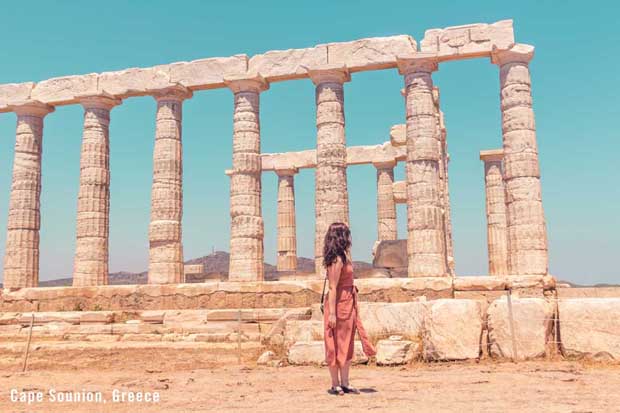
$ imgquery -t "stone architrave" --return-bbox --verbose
[492,44,548,275]
[374,160,397,241]
[73,93,121,287]
[275,168,298,272]
[148,85,192,284]
[480,149,508,275]
[398,55,447,277]
[307,65,351,275]
[2,101,54,288]
[225,74,269,282]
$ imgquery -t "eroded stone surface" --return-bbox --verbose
[327,35,417,71]
[487,297,554,360]
[559,298,620,360]
[376,337,418,365]
[373,240,407,269]
[424,299,482,360]
[287,340,368,366]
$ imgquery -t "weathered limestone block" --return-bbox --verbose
[424,299,482,360]
[358,301,426,340]
[327,35,416,71]
[31,74,98,104]
[559,298,620,360]
[453,276,507,291]
[375,161,397,241]
[390,124,406,147]
[372,240,407,269]
[257,350,277,365]
[398,56,447,277]
[480,149,509,276]
[18,312,81,325]
[3,101,54,288]
[183,264,204,275]
[97,66,172,97]
[287,340,368,365]
[148,86,192,284]
[226,74,269,282]
[487,297,554,360]
[73,94,121,287]
[276,169,298,271]
[421,20,514,61]
[392,181,406,204]
[284,319,323,344]
[249,46,327,81]
[347,142,406,165]
[0,83,34,112]
[376,336,418,365]
[492,44,547,276]
[261,149,317,171]
[308,66,350,274]
[169,55,248,90]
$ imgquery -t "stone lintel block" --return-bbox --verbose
[480,148,504,162]
[0,82,34,113]
[261,149,316,171]
[390,124,406,147]
[169,55,248,90]
[421,20,515,62]
[31,74,98,105]
[97,66,173,98]
[349,141,406,166]
[326,35,417,72]
[392,181,407,204]
[249,46,327,82]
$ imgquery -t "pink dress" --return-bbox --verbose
[323,261,376,367]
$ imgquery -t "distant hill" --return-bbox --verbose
[0,251,373,287]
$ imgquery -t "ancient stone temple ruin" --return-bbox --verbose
[7,20,613,367]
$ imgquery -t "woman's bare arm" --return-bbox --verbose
[327,257,343,327]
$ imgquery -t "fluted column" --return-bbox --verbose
[148,86,192,284]
[275,168,298,272]
[225,74,269,282]
[308,65,351,275]
[374,160,397,241]
[492,44,548,275]
[2,101,54,288]
[480,150,509,275]
[73,94,121,286]
[398,56,447,277]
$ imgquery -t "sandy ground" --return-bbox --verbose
[0,348,618,413]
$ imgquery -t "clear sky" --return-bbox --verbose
[0,0,618,285]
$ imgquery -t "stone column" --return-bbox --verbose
[2,101,54,288]
[398,55,447,277]
[374,160,397,241]
[492,44,548,275]
[308,65,351,275]
[148,86,192,284]
[73,94,121,287]
[225,74,269,282]
[480,150,509,275]
[275,168,298,272]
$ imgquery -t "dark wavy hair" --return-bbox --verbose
[322,222,352,268]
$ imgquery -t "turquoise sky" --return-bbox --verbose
[0,0,618,285]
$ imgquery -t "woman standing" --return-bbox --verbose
[323,222,376,395]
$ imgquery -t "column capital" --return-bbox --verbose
[152,85,193,102]
[275,167,299,177]
[77,92,122,110]
[373,159,397,169]
[479,149,504,162]
[305,64,351,85]
[224,73,269,93]
[491,44,534,66]
[396,53,438,75]
[7,100,54,117]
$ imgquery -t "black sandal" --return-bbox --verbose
[341,385,360,394]
[328,385,345,396]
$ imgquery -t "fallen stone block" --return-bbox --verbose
[358,301,426,340]
[424,299,482,361]
[376,336,419,365]
[287,341,368,366]
[284,319,323,345]
[487,297,554,360]
[372,240,407,268]
[559,298,620,360]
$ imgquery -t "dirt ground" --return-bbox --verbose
[0,348,618,413]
